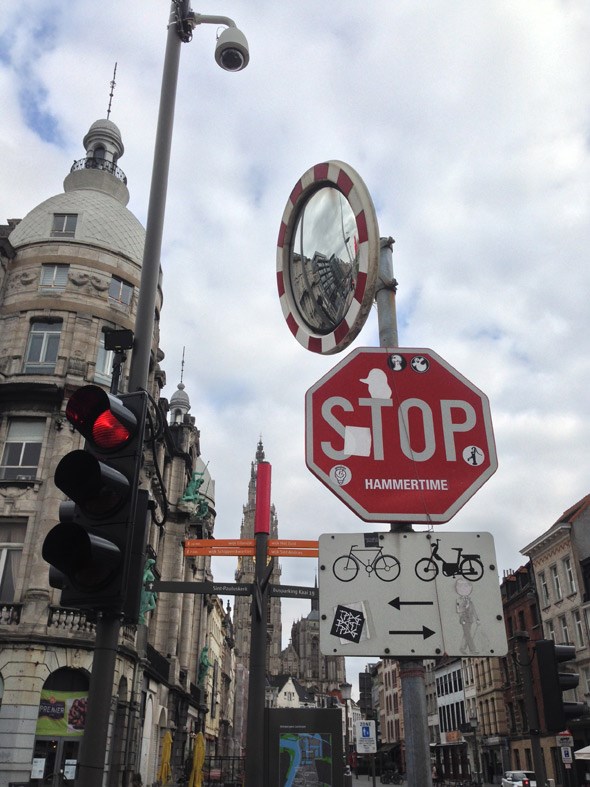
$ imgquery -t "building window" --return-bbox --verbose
[40,264,69,290]
[546,619,555,641]
[108,276,133,307]
[539,571,550,606]
[24,320,61,374]
[0,520,26,602]
[95,332,114,385]
[560,615,570,644]
[50,213,77,237]
[574,609,585,648]
[564,557,577,595]
[550,564,562,600]
[0,419,44,481]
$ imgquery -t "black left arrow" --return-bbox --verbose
[389,597,434,610]
[389,626,436,640]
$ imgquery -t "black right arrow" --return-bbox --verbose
[389,626,436,640]
[389,597,434,610]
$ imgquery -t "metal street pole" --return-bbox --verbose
[77,4,249,785]
[376,236,433,787]
[514,632,547,786]
[341,682,353,786]
[245,461,273,785]
[77,10,184,786]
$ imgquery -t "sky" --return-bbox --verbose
[2,0,590,699]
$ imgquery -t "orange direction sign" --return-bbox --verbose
[184,539,255,557]
[183,538,318,558]
[268,539,318,558]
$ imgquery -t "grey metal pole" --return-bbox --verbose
[76,8,183,786]
[77,613,120,787]
[514,632,547,786]
[128,2,182,393]
[244,529,270,785]
[376,237,398,349]
[375,236,433,787]
[399,659,432,787]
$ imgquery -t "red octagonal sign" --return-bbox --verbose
[305,347,498,523]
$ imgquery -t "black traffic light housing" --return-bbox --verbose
[43,385,149,622]
[536,638,590,731]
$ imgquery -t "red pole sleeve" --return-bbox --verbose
[254,461,272,534]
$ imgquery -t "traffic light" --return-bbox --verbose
[536,638,590,731]
[43,384,149,621]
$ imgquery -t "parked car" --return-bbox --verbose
[501,771,536,787]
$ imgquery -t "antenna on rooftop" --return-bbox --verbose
[106,62,117,120]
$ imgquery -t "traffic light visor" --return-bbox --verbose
[66,385,136,450]
[43,522,121,590]
[55,450,130,517]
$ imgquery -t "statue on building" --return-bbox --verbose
[139,558,158,624]
[197,646,210,688]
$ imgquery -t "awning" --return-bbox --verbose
[574,745,590,760]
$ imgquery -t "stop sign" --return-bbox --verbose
[305,347,498,523]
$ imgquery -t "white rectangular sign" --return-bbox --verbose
[319,531,507,658]
[355,720,377,753]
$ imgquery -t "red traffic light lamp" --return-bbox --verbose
[43,385,149,621]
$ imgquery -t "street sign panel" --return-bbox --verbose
[306,347,497,523]
[355,720,377,754]
[319,531,507,657]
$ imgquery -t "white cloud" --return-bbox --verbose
[3,0,590,698]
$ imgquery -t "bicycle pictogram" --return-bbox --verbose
[414,538,483,582]
[333,544,401,583]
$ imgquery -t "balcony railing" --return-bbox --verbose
[48,606,96,633]
[0,602,22,625]
[70,157,127,184]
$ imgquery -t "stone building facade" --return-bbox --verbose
[0,116,233,786]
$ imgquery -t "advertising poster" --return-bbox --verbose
[266,708,343,787]
[35,690,88,736]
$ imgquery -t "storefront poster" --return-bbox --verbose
[35,690,88,736]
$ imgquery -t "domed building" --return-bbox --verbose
[0,118,233,787]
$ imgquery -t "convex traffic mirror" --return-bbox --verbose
[277,161,380,354]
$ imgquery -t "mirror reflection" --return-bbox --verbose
[290,186,359,333]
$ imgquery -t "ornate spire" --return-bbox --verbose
[106,62,117,120]
[256,437,265,463]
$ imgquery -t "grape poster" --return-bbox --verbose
[35,690,88,736]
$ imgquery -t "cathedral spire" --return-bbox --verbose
[256,437,265,463]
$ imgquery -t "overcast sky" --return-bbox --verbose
[2,0,590,698]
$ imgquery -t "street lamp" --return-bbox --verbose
[129,1,250,392]
[76,5,250,787]
[341,682,353,786]
[469,713,481,787]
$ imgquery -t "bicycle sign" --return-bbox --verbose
[333,543,400,582]
[319,531,507,658]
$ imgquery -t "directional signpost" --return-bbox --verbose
[306,347,497,522]
[319,531,507,657]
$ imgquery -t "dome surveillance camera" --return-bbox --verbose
[215,26,250,71]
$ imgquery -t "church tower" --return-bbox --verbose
[280,577,346,699]
[233,440,282,675]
